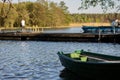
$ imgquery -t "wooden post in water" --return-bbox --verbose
[113,27,116,34]
[98,28,101,41]
[41,28,44,32]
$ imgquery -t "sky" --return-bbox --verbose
[48,0,104,13]
[48,0,119,13]
[12,0,118,14]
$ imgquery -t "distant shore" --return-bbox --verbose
[69,23,111,27]
[55,23,111,28]
[0,23,111,29]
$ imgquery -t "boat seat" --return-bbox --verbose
[70,53,88,62]
[70,53,80,58]
[80,56,88,62]
[70,50,83,58]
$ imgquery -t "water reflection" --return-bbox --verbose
[60,68,92,80]
[44,27,84,33]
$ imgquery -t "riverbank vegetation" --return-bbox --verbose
[71,13,120,23]
[0,1,70,28]
[0,0,120,28]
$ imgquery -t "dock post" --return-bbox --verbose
[113,27,116,34]
[41,28,43,32]
[98,28,101,41]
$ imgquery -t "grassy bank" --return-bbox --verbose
[53,23,111,28]
[69,23,111,27]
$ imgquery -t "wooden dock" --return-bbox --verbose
[0,32,120,43]
[0,27,51,33]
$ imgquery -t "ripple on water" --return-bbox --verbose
[0,41,120,80]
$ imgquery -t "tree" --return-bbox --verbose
[59,1,71,25]
[59,1,69,13]
[0,0,15,27]
[4,8,18,27]
[79,0,120,13]
[16,2,29,27]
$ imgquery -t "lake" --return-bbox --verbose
[44,27,84,33]
[0,40,120,80]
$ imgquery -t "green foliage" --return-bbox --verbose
[70,13,120,23]
[1,0,119,28]
[79,0,120,13]
[15,3,29,27]
[4,8,18,27]
[0,1,70,27]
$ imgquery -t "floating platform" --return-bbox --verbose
[82,26,120,33]
[0,32,120,43]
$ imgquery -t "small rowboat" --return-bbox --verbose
[57,50,120,79]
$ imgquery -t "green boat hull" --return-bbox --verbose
[57,50,120,79]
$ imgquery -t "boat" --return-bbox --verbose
[82,26,120,33]
[57,50,120,79]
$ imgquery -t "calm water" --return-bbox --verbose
[44,27,84,33]
[0,40,120,80]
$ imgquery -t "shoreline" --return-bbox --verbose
[0,23,111,30]
[54,23,111,28]
[69,23,111,27]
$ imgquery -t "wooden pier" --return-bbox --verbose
[0,26,51,33]
[0,32,120,43]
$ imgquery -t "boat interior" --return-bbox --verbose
[63,52,120,63]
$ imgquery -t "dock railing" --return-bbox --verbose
[0,26,51,33]
[25,26,51,32]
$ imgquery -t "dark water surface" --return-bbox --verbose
[0,41,120,80]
